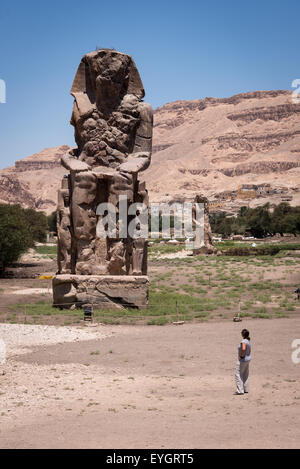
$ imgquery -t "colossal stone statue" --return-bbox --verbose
[53,49,152,308]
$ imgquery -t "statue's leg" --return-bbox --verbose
[131,179,148,275]
[132,238,147,275]
[71,171,97,275]
[57,176,72,274]
[107,172,135,275]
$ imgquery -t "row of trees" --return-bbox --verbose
[1,201,299,274]
[210,203,300,238]
[0,204,50,275]
[48,203,300,239]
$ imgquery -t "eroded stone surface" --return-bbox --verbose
[192,194,217,255]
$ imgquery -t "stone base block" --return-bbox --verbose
[53,275,149,309]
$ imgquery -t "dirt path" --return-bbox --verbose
[0,318,299,448]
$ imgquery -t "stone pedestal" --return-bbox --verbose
[53,275,149,309]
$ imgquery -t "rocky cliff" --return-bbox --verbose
[0,145,70,213]
[145,89,300,211]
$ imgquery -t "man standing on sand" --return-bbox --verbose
[235,329,251,395]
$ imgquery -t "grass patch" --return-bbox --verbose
[251,313,272,319]
[149,244,184,255]
[147,318,169,326]
[34,245,57,256]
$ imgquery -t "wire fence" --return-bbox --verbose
[0,298,299,324]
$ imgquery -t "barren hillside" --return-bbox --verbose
[146,90,300,213]
[0,145,70,214]
[0,90,299,215]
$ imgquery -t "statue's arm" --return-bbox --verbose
[118,151,151,173]
[119,102,153,174]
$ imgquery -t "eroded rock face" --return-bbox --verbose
[54,50,152,308]
[219,161,300,177]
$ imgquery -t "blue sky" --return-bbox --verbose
[0,0,299,168]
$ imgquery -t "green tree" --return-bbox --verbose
[0,204,35,275]
[282,212,300,236]
[47,211,58,234]
[24,208,48,242]
[238,206,249,218]
[217,217,233,237]
[272,202,291,236]
[245,204,273,238]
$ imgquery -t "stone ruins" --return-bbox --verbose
[53,49,153,308]
[192,194,217,255]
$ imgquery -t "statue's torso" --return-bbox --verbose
[72,94,141,168]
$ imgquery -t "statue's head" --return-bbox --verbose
[195,194,209,210]
[71,49,145,109]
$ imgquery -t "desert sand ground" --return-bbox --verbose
[0,318,300,449]
[0,243,299,448]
